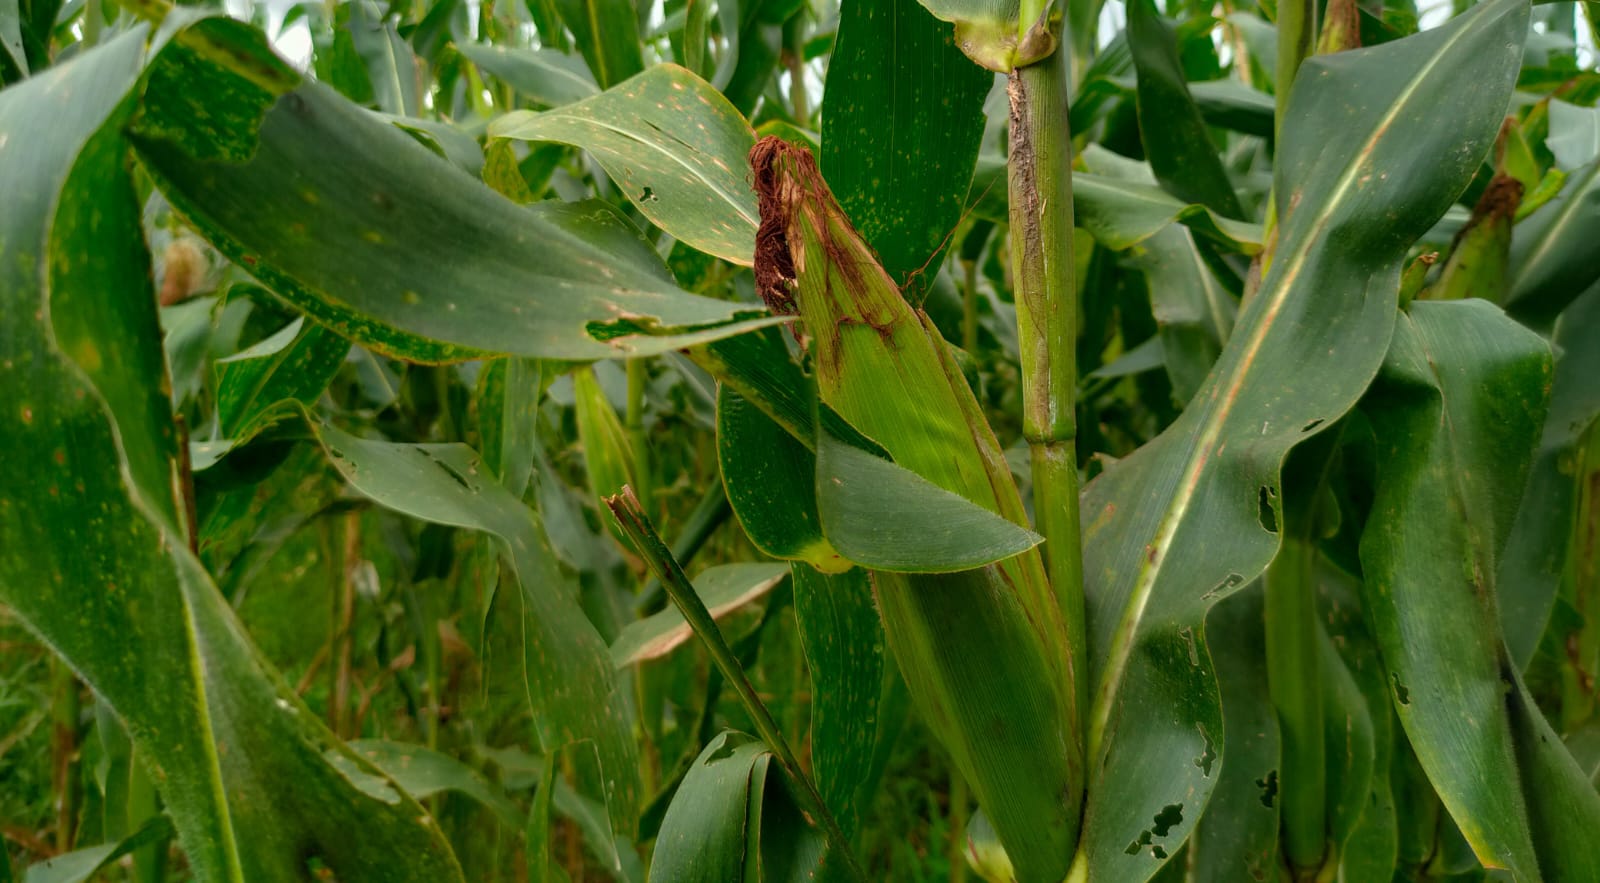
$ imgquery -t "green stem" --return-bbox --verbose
[1264,537,1326,877]
[605,488,869,883]
[962,258,979,354]
[1007,37,1088,743]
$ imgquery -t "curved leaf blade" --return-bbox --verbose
[130,37,778,362]
[0,25,466,881]
[492,64,759,265]
[1358,300,1600,876]
[456,42,598,107]
[1077,3,1527,876]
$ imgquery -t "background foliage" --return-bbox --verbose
[2,0,1599,879]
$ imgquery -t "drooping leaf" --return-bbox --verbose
[1076,3,1526,876]
[21,816,172,883]
[1501,286,1600,666]
[552,0,643,88]
[298,418,642,844]
[1359,299,1600,877]
[815,427,1044,572]
[346,740,522,826]
[610,563,789,667]
[492,64,759,265]
[456,41,598,107]
[1127,0,1244,218]
[214,316,348,441]
[0,25,466,881]
[647,732,767,882]
[821,0,993,299]
[129,31,780,362]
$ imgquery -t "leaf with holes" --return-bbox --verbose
[1076,2,1526,876]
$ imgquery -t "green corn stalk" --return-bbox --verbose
[749,136,1082,883]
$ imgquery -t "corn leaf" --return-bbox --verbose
[0,26,467,881]
[821,0,992,299]
[129,28,779,363]
[1077,2,1527,876]
[1358,299,1600,877]
[492,64,759,264]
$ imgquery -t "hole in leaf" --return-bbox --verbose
[1203,572,1246,601]
[1256,770,1278,808]
[1152,804,1183,837]
[1302,418,1324,432]
[639,186,657,202]
[1392,672,1411,705]
[1195,724,1216,777]
[1257,486,1278,534]
[1153,845,1168,860]
[1124,830,1153,855]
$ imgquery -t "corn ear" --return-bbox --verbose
[1423,172,1520,303]
[750,136,1082,882]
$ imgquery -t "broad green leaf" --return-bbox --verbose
[0,26,465,881]
[1501,286,1600,666]
[22,816,172,883]
[716,384,848,572]
[1131,225,1237,404]
[1077,146,1263,252]
[647,731,824,882]
[610,563,789,666]
[492,64,758,265]
[214,316,348,440]
[1359,299,1600,876]
[1184,584,1278,882]
[347,739,522,826]
[821,0,993,299]
[790,564,884,840]
[1506,158,1600,326]
[970,152,1264,252]
[1127,0,1244,218]
[1076,3,1526,876]
[457,41,599,106]
[475,357,546,498]
[815,428,1044,572]
[128,31,779,362]
[344,0,418,115]
[553,0,643,88]
[915,0,1054,72]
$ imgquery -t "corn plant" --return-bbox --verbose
[3,0,1600,878]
